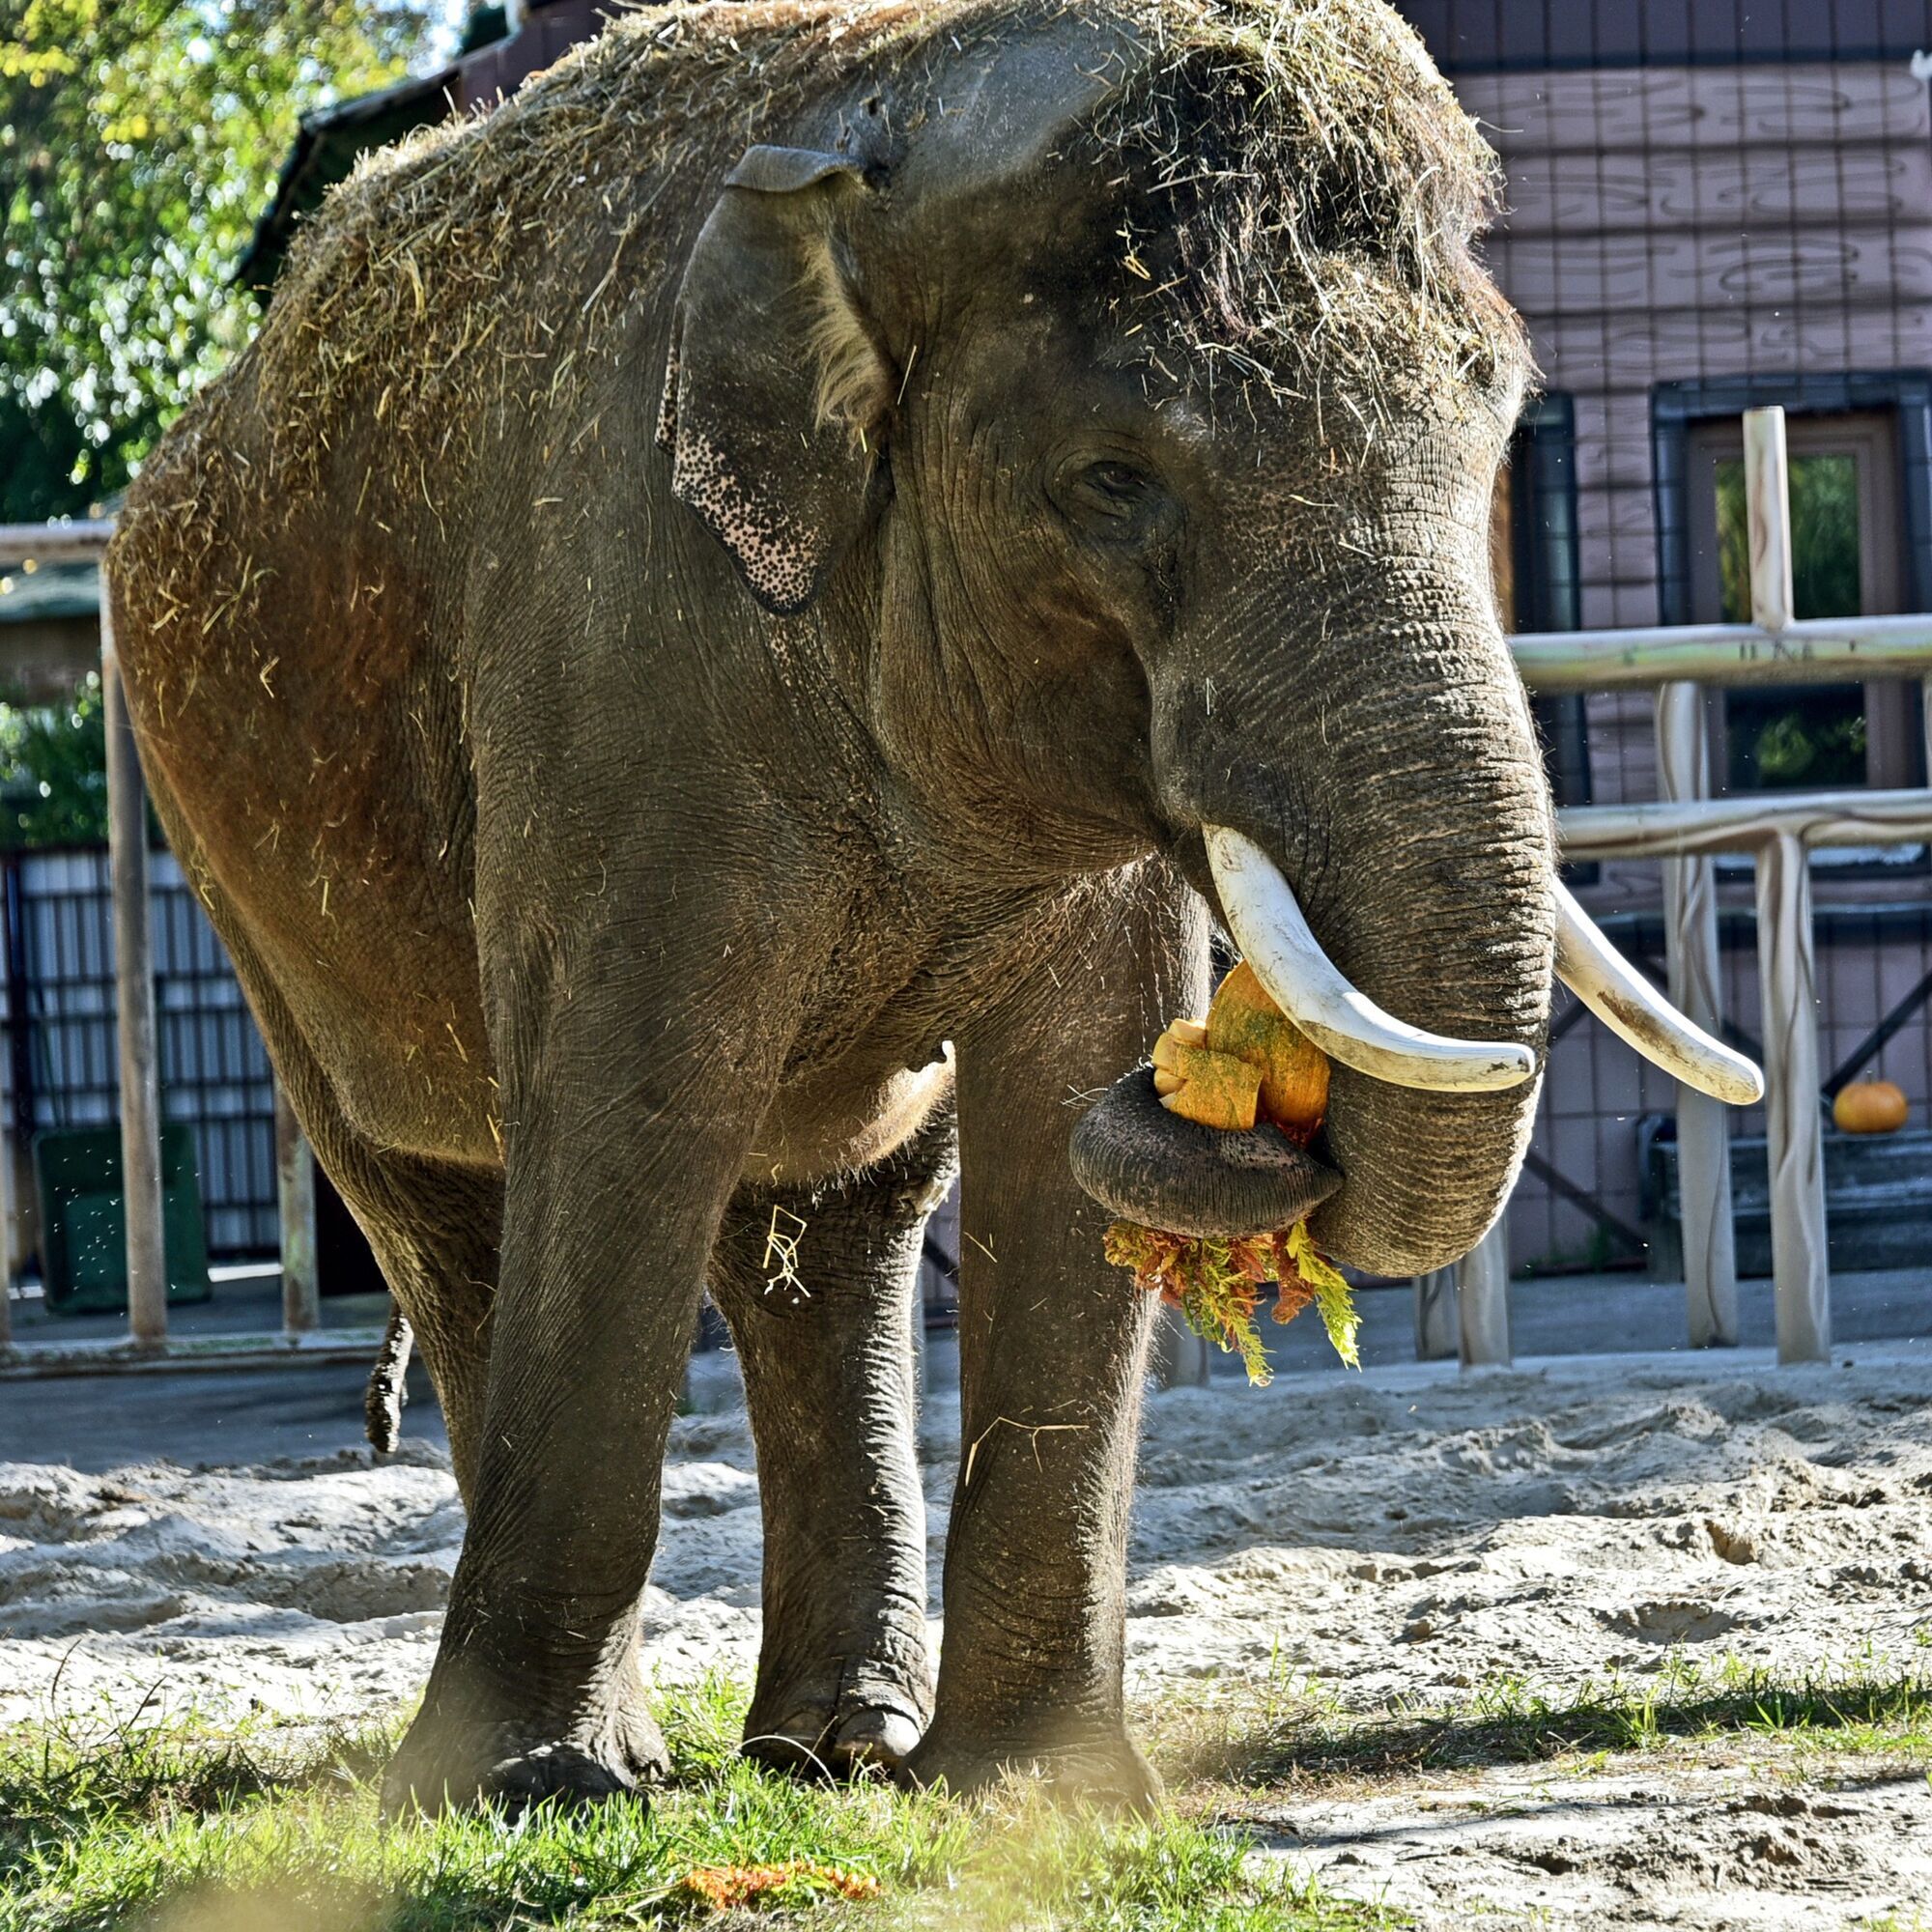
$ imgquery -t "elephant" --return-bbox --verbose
[108,0,1755,1815]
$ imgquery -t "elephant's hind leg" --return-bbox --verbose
[320,1140,501,1506]
[175,867,501,1504]
[710,1107,955,1778]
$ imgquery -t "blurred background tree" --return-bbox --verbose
[0,0,454,523]
[0,671,105,845]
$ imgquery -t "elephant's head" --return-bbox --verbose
[658,0,1758,1275]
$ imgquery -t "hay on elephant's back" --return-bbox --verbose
[123,0,1516,615]
[255,0,1505,463]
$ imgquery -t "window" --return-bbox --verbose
[1686,412,1922,796]
[1494,395,1589,810]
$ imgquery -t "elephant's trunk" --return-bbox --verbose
[1072,508,1767,1280]
[1249,624,1555,1276]
[1180,564,1757,1274]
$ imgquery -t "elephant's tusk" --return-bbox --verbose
[1203,826,1539,1094]
[1553,881,1764,1105]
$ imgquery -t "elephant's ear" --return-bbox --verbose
[658,145,892,614]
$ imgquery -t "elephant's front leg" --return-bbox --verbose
[382,976,776,1816]
[710,1102,956,1777]
[907,867,1209,1805]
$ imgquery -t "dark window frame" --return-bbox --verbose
[1654,372,1932,627]
[1654,373,1932,877]
[1685,412,1917,793]
[1511,393,1592,813]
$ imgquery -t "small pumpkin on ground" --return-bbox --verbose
[1107,962,1357,1384]
[1833,1079,1909,1135]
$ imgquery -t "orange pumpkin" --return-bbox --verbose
[1206,961,1329,1141]
[1833,1079,1908,1135]
[1153,1034,1264,1130]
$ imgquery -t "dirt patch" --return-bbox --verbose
[4,1348,1930,1925]
[1244,1752,1932,1929]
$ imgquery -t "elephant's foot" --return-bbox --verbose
[899,1723,1162,1812]
[742,1653,930,1781]
[382,1670,670,1818]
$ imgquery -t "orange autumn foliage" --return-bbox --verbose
[679,1861,882,1909]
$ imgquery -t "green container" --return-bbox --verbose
[33,1124,213,1314]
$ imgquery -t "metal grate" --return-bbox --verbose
[3,847,277,1256]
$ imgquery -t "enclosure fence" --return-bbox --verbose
[1431,408,1932,1371]
[5,846,281,1256]
[4,408,1930,1374]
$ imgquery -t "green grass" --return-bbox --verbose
[10,1648,1930,1931]
[1150,1642,1932,1791]
[0,1678,1402,1932]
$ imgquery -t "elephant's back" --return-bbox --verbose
[110,363,494,1154]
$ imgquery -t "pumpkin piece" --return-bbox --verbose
[1833,1079,1908,1135]
[1206,960,1329,1140]
[1157,1042,1264,1131]
[1152,1067,1183,1096]
[1150,1020,1210,1075]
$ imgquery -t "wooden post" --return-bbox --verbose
[102,590,168,1350]
[1740,408,1830,1365]
[1413,1267,1458,1360]
[1755,830,1830,1363]
[1743,408,1794,634]
[0,1019,11,1352]
[275,1085,319,1335]
[0,860,11,1349]
[1154,1304,1211,1387]
[1457,1222,1511,1368]
[1656,682,1738,1345]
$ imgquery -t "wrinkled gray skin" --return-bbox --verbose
[111,0,1550,1814]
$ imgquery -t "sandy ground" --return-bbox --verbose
[4,1339,1931,1927]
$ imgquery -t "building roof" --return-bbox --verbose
[0,562,97,627]
[239,0,612,296]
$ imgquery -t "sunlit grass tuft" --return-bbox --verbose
[1147,1640,1932,1792]
[0,1675,1401,1931]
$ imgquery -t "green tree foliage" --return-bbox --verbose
[1,0,444,521]
[0,671,106,846]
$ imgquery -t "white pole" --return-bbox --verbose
[102,579,168,1350]
[1457,1221,1511,1368]
[1656,682,1738,1346]
[275,1085,319,1335]
[1743,408,1794,636]
[1755,830,1830,1363]
[1739,408,1830,1365]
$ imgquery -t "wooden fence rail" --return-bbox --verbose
[1446,407,1932,1370]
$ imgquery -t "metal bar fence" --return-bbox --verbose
[3,847,280,1256]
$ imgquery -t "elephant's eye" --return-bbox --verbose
[1048,450,1169,546]
[1083,461,1151,508]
